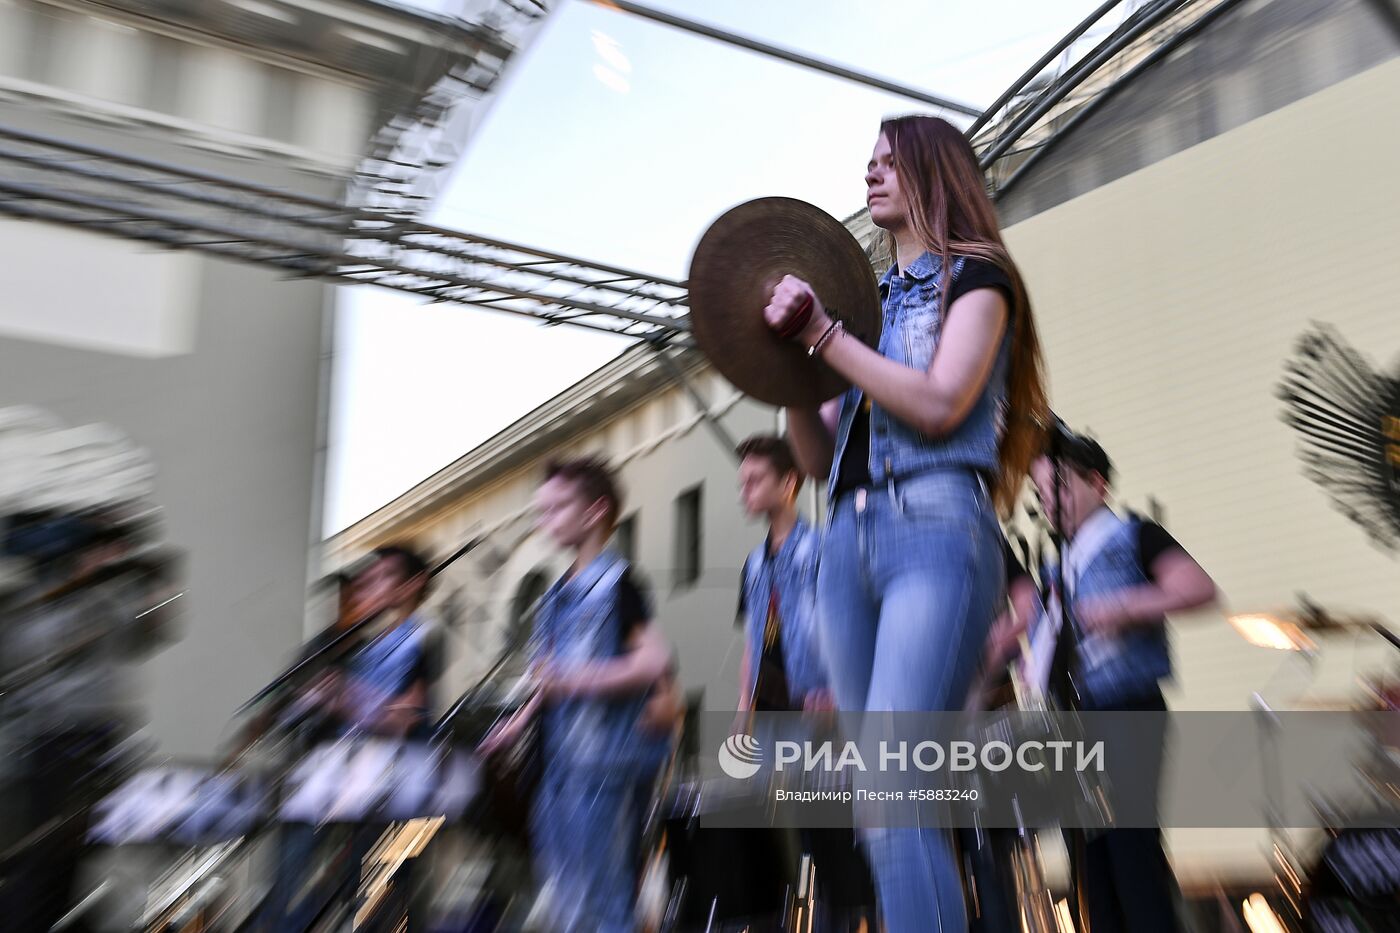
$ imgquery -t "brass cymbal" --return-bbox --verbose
[687,197,881,407]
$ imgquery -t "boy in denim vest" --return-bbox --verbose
[261,545,440,933]
[734,434,877,929]
[482,458,672,933]
[735,434,831,717]
[1025,431,1216,933]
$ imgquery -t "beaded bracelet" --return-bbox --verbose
[807,320,844,357]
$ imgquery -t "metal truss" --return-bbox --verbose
[346,0,553,217]
[971,0,1247,198]
[0,2,1273,344]
[0,123,692,344]
[580,0,981,118]
[0,0,999,348]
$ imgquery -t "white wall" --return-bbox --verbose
[1003,57,1400,885]
[0,125,336,756]
[0,218,199,357]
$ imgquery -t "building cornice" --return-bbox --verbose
[64,0,516,74]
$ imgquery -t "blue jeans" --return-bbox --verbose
[530,765,644,933]
[818,469,1005,933]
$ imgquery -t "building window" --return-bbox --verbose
[673,485,702,589]
[614,513,637,564]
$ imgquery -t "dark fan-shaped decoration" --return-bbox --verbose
[1278,324,1400,552]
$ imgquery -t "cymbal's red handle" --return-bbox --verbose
[775,294,814,339]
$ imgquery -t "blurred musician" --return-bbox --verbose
[1020,431,1216,933]
[481,458,673,933]
[734,433,876,930]
[734,434,831,720]
[0,510,180,933]
[260,544,442,933]
[335,546,440,741]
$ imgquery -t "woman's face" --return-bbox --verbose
[865,132,909,231]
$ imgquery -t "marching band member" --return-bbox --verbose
[770,114,1050,932]
[1022,431,1216,933]
[482,458,673,933]
[734,433,874,931]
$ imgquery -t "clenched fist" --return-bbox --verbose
[764,275,831,346]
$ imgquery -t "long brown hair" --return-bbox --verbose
[880,114,1049,515]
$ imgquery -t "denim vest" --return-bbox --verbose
[342,613,433,738]
[826,251,1011,504]
[531,550,668,777]
[1040,514,1172,709]
[740,518,827,706]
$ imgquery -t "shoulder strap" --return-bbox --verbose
[742,545,762,585]
[1126,516,1157,579]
